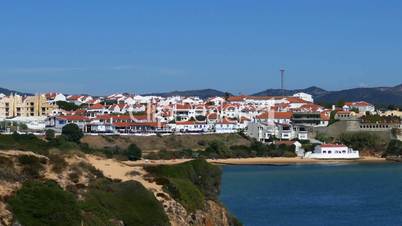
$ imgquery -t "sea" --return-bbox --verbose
[220,163,402,226]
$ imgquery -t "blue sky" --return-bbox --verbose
[0,0,401,95]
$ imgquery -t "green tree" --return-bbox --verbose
[62,123,83,143]
[205,140,231,158]
[224,92,231,100]
[336,100,345,107]
[56,101,80,111]
[45,129,55,141]
[328,110,338,126]
[126,144,142,161]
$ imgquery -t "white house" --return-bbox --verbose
[214,119,240,133]
[305,144,359,159]
[208,97,226,106]
[170,121,210,133]
[293,92,314,103]
[343,101,375,113]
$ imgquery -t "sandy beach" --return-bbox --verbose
[124,156,389,166]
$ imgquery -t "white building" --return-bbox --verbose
[343,101,375,113]
[169,121,210,133]
[293,92,314,103]
[305,144,359,159]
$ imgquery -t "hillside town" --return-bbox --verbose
[0,91,400,143]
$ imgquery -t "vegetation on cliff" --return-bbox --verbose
[80,179,170,226]
[384,139,402,157]
[146,159,242,226]
[316,131,390,155]
[0,132,241,226]
[147,139,296,160]
[4,153,169,226]
[339,132,387,152]
[146,159,221,211]
[8,180,81,226]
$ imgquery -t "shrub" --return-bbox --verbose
[0,157,18,181]
[315,133,334,143]
[0,133,49,155]
[8,180,81,226]
[80,179,170,226]
[204,140,231,158]
[339,132,385,152]
[163,177,205,212]
[56,101,80,111]
[126,144,142,161]
[384,140,402,157]
[45,129,55,141]
[69,172,81,184]
[146,159,222,201]
[197,140,207,146]
[62,124,83,143]
[48,154,68,174]
[18,155,46,179]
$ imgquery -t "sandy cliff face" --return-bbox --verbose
[0,152,235,226]
[86,155,234,226]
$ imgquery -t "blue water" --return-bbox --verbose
[220,163,402,226]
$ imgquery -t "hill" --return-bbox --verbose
[254,84,402,106]
[143,89,231,99]
[253,86,328,97]
[0,87,31,96]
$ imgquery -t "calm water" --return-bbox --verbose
[220,163,402,226]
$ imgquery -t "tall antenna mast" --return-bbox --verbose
[280,69,285,97]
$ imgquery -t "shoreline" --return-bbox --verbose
[125,156,389,166]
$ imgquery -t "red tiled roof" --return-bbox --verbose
[208,113,218,120]
[176,104,192,110]
[227,96,247,102]
[320,144,347,148]
[286,97,310,104]
[113,122,163,128]
[175,121,197,125]
[336,111,352,115]
[89,103,105,110]
[217,118,237,124]
[256,112,293,119]
[345,101,371,107]
[320,112,330,121]
[67,95,82,101]
[240,116,251,122]
[58,115,90,121]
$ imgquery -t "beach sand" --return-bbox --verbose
[124,156,388,166]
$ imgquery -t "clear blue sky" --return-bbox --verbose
[0,0,401,95]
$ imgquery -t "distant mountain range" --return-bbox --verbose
[253,84,402,106]
[2,84,402,106]
[143,89,231,99]
[0,87,31,96]
[252,86,328,97]
[145,84,402,106]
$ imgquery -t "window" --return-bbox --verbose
[328,151,332,154]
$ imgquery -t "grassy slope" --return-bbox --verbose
[82,133,251,153]
[145,159,221,212]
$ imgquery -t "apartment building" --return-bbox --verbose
[0,94,55,118]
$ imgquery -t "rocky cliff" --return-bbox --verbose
[0,151,239,226]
